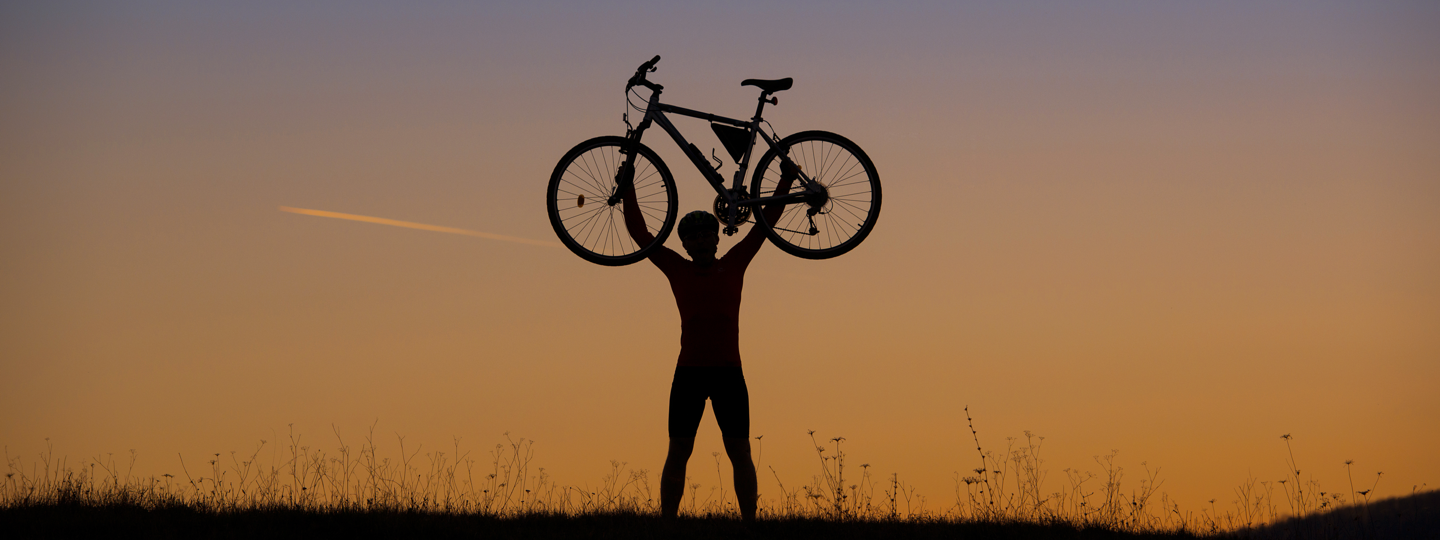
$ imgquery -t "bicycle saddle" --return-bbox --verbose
[741,78,793,93]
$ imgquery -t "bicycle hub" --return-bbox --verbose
[804,183,830,213]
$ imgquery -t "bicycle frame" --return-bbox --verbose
[613,87,816,231]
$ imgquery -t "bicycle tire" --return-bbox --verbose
[547,136,678,266]
[749,131,881,259]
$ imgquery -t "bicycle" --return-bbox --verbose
[546,55,881,266]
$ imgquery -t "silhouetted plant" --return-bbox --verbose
[2,419,1422,538]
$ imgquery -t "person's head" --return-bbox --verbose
[677,210,719,263]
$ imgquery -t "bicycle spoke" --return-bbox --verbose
[559,206,606,226]
[829,195,871,216]
[574,209,608,250]
[824,160,863,188]
[582,150,610,193]
[560,172,606,199]
[577,151,611,197]
[604,211,619,255]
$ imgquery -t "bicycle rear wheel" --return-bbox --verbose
[547,136,678,266]
[750,131,881,259]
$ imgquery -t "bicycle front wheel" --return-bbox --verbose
[750,131,881,259]
[547,136,678,266]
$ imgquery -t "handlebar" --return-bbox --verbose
[626,55,664,92]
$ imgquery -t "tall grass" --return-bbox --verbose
[2,413,1422,537]
[4,424,658,516]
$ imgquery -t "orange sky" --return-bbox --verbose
[2,1,1437,514]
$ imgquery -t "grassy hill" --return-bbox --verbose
[1232,489,1439,540]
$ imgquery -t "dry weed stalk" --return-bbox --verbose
[3,425,656,516]
[2,418,1414,536]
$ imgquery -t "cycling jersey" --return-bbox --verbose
[647,223,768,367]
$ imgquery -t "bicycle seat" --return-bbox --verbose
[741,78,793,93]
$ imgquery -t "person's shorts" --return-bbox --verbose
[668,366,749,438]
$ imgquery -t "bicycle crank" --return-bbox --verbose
[712,188,753,228]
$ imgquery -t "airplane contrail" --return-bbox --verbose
[279,206,561,248]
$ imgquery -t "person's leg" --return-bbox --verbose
[664,367,705,518]
[661,436,695,518]
[711,368,756,521]
[721,436,757,521]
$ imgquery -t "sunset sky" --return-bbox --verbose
[3,1,1437,514]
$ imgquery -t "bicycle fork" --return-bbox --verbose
[606,121,651,207]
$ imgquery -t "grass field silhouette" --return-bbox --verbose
[4,411,1434,539]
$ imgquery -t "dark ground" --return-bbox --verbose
[4,491,1436,540]
[0,505,1201,540]
[1235,489,1440,540]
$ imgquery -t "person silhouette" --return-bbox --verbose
[620,163,797,522]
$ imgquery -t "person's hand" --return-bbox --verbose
[617,163,635,192]
[773,160,800,200]
[779,160,800,180]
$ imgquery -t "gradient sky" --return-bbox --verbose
[3,1,1437,514]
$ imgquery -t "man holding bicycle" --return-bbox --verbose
[620,164,796,522]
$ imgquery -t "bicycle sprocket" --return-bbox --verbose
[712,188,753,228]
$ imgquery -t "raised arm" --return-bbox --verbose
[619,163,656,247]
[762,160,800,225]
[621,164,685,270]
[728,160,799,264]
